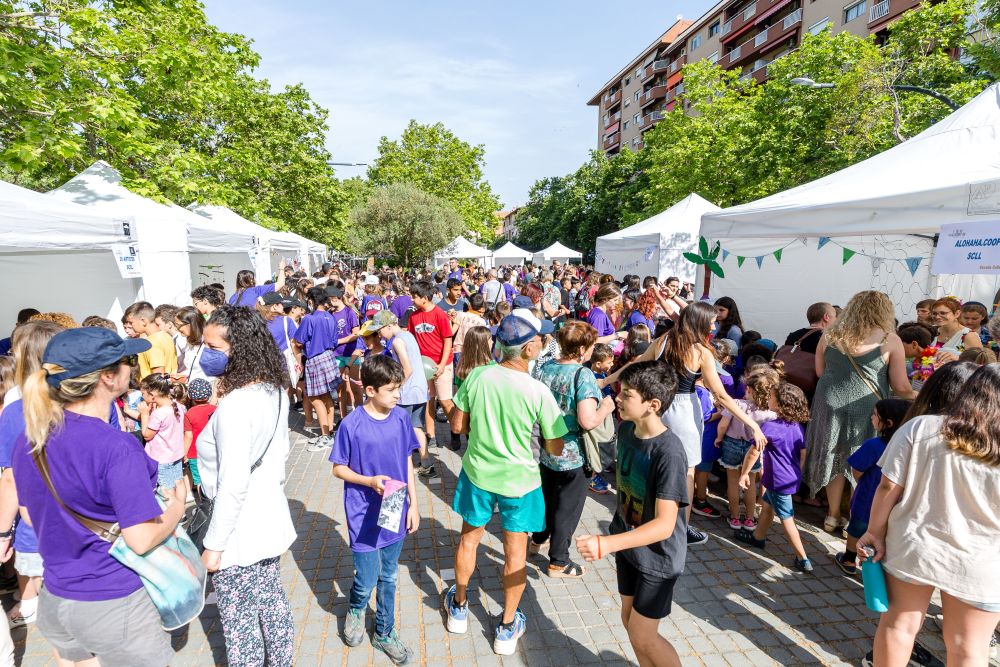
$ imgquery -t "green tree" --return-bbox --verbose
[367,121,502,241]
[347,182,466,267]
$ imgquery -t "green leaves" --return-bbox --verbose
[683,238,724,278]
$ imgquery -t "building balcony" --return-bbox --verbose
[638,110,667,132]
[641,60,671,83]
[720,2,757,42]
[721,8,801,68]
[640,85,668,108]
[605,120,620,135]
[668,55,687,74]
[603,133,621,150]
[603,89,622,110]
[869,0,918,27]
[870,0,890,21]
[603,112,621,128]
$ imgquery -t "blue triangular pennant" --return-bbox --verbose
[722,249,730,262]
[755,255,764,269]
[818,237,831,250]
[905,257,923,276]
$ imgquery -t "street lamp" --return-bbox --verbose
[790,77,959,110]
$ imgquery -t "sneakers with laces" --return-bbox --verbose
[733,527,766,549]
[728,515,743,530]
[306,435,332,452]
[416,465,438,479]
[343,608,365,647]
[834,552,858,576]
[686,527,709,545]
[493,609,526,656]
[691,499,722,518]
[588,474,611,495]
[742,516,757,529]
[794,557,814,573]
[860,642,944,667]
[444,585,468,634]
[372,629,411,665]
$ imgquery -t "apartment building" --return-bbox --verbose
[589,0,927,153]
[497,207,522,240]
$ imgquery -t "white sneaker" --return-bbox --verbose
[306,435,332,452]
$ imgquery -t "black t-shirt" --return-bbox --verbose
[610,422,689,578]
[784,327,823,355]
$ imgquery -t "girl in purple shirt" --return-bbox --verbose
[586,283,626,346]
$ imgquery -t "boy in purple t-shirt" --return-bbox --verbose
[330,355,419,664]
[734,382,814,573]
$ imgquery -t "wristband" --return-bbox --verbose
[0,527,14,539]
[596,536,602,559]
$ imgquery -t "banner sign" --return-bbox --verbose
[931,222,1000,275]
[111,243,143,278]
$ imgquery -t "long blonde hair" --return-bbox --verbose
[824,291,895,351]
[12,321,64,389]
[23,363,117,452]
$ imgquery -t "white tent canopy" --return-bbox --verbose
[533,241,583,265]
[189,204,305,280]
[433,236,494,269]
[0,179,139,328]
[697,84,1000,339]
[492,241,532,266]
[47,161,192,306]
[596,193,719,282]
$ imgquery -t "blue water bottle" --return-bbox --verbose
[860,546,889,613]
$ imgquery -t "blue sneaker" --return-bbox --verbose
[444,585,468,634]
[588,474,610,495]
[493,609,526,656]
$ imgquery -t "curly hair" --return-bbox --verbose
[207,305,289,396]
[773,382,810,424]
[636,288,658,319]
[824,291,895,351]
[940,363,1000,466]
[28,312,78,329]
[744,365,782,409]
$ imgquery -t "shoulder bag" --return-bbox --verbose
[840,344,885,400]
[185,394,284,552]
[282,318,300,386]
[774,329,821,398]
[574,367,615,476]
[33,449,206,631]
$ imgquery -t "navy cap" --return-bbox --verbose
[260,291,284,306]
[512,295,533,309]
[282,298,307,310]
[326,285,345,299]
[496,308,555,346]
[44,328,150,387]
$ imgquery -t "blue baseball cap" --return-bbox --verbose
[496,308,555,346]
[512,295,533,309]
[44,327,150,387]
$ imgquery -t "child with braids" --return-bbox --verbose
[734,382,814,573]
[139,373,189,489]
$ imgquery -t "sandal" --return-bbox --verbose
[528,540,547,556]
[547,562,586,578]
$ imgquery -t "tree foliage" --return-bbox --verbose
[0,0,348,246]
[518,0,992,257]
[367,121,501,242]
[347,182,466,268]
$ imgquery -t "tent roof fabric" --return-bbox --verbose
[599,193,719,240]
[493,241,533,259]
[189,204,302,252]
[535,241,583,259]
[434,236,493,258]
[0,179,132,251]
[701,83,1000,239]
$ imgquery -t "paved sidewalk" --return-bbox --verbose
[12,412,968,666]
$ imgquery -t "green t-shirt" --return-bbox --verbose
[453,364,569,497]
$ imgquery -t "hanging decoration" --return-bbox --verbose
[842,247,856,264]
[773,249,783,263]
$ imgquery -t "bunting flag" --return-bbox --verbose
[755,255,765,269]
[842,247,856,265]
[722,249,730,262]
[773,249,783,263]
[818,237,831,250]
[737,256,746,267]
[905,257,923,276]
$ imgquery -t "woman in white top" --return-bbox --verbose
[930,297,981,355]
[198,305,296,667]
[173,306,210,384]
[858,364,1000,667]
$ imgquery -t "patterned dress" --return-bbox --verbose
[803,345,889,496]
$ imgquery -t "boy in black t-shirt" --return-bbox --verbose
[577,360,687,667]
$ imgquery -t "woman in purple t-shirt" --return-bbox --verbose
[228,259,286,308]
[14,327,186,666]
[586,283,626,346]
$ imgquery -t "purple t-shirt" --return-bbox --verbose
[12,412,160,601]
[329,406,419,552]
[328,307,359,357]
[502,282,516,303]
[228,283,275,307]
[847,436,887,522]
[293,310,338,359]
[586,307,615,337]
[360,294,388,318]
[389,295,415,323]
[759,419,805,495]
[626,310,655,331]
[267,315,297,352]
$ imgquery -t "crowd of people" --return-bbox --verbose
[0,256,997,667]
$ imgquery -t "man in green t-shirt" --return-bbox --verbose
[443,308,567,656]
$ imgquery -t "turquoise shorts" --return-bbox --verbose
[336,356,353,369]
[452,469,545,533]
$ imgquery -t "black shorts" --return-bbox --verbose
[615,553,678,620]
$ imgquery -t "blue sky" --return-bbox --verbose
[203,1,716,208]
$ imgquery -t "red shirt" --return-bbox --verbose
[407,305,453,364]
[183,403,217,459]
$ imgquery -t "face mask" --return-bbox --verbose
[200,348,230,377]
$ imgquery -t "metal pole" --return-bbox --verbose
[891,85,960,111]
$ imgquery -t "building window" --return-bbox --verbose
[634,91,641,101]
[603,113,609,123]
[709,50,719,64]
[709,21,721,36]
[633,112,641,124]
[808,17,831,34]
[624,99,630,107]
[691,35,702,50]
[625,77,631,86]
[623,120,630,130]
[844,1,865,23]
[636,67,643,78]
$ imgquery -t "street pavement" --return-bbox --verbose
[12,410,978,666]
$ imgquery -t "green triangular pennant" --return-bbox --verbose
[842,248,856,265]
[773,249,782,263]
[737,256,746,267]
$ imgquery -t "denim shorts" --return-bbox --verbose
[762,489,794,520]
[156,460,183,488]
[720,436,761,472]
[846,515,868,539]
[399,402,427,431]
[452,469,545,533]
